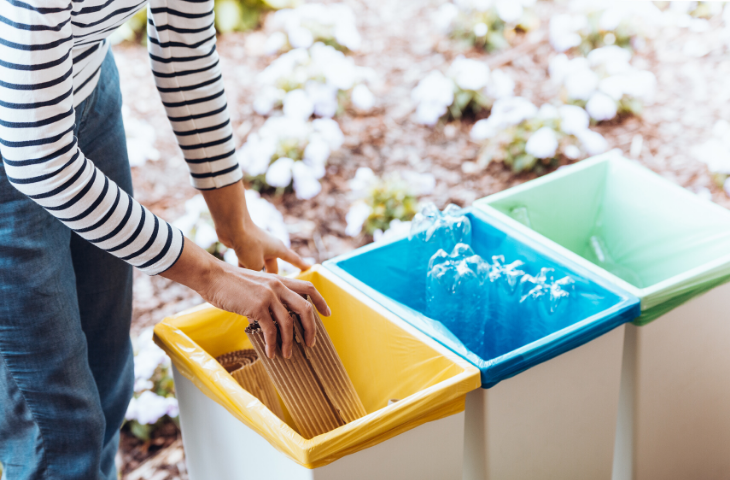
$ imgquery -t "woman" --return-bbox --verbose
[0,0,329,478]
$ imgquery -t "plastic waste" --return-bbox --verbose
[410,203,472,251]
[519,267,575,343]
[425,238,580,357]
[412,198,589,353]
[408,203,473,309]
[549,276,576,316]
[482,255,524,352]
[325,207,640,387]
[427,244,487,354]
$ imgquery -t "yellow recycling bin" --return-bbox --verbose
[154,265,480,480]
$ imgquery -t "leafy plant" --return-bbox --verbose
[362,179,419,235]
[412,57,514,126]
[253,43,376,118]
[435,0,539,53]
[470,99,608,173]
[549,47,655,123]
[263,3,362,54]
[215,0,298,34]
[239,116,344,199]
[345,168,434,238]
[548,4,661,56]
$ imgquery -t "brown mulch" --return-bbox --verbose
[118,423,186,480]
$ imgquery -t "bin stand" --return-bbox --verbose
[611,282,730,480]
[172,366,466,480]
[464,325,625,480]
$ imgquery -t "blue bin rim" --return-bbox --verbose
[323,207,640,388]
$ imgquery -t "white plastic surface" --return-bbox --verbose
[611,281,730,480]
[172,367,466,480]
[464,325,625,480]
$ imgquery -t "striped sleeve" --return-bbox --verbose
[0,0,184,275]
[147,0,242,190]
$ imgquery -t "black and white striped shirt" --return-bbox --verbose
[0,0,241,274]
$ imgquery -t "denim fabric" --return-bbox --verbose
[0,49,134,480]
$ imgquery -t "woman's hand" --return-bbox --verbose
[228,222,308,274]
[202,180,310,273]
[161,239,330,359]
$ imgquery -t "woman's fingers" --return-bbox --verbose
[255,308,279,359]
[264,257,279,275]
[238,258,265,272]
[269,296,295,358]
[276,244,312,271]
[278,286,317,348]
[212,260,330,358]
[280,276,331,317]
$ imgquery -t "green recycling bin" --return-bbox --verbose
[475,154,730,480]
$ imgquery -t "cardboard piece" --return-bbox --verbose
[215,349,285,421]
[245,296,367,439]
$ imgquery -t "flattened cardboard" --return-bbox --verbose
[215,349,285,421]
[291,299,367,424]
[245,296,366,439]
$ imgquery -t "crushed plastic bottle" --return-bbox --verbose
[424,233,581,356]
[548,276,575,316]
[490,256,526,300]
[515,267,558,344]
[409,203,474,311]
[426,243,487,354]
[410,203,472,253]
[482,256,526,351]
[518,267,554,303]
[515,268,578,343]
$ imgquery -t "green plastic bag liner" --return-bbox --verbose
[474,154,730,325]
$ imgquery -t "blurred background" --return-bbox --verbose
[72,0,730,478]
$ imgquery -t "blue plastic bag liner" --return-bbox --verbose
[324,208,640,388]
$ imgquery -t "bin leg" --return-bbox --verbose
[464,326,625,480]
[611,324,637,480]
[632,282,730,480]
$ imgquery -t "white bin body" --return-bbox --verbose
[611,282,730,480]
[464,325,625,480]
[172,367,466,480]
[464,326,624,480]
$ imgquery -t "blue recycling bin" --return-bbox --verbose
[325,207,640,480]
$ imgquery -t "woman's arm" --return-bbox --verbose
[145,0,326,351]
[146,0,240,190]
[0,2,182,275]
[201,180,311,273]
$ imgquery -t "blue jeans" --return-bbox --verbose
[0,50,134,480]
